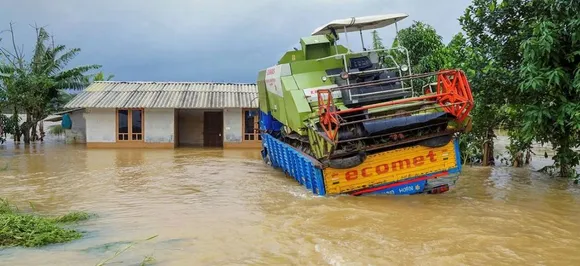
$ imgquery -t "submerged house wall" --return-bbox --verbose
[84,108,116,143]
[78,107,261,148]
[83,108,174,148]
[224,108,242,143]
[144,108,174,144]
[63,81,261,149]
[65,110,87,143]
[223,108,261,148]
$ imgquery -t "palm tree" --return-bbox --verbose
[0,24,102,144]
[93,71,115,81]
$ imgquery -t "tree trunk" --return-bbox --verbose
[22,125,30,144]
[0,118,4,144]
[31,123,37,142]
[482,128,496,166]
[39,121,45,142]
[14,131,21,142]
[22,113,33,145]
[11,107,20,143]
[558,137,572,178]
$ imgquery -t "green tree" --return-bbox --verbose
[441,33,487,164]
[0,23,100,144]
[457,0,540,166]
[93,71,114,81]
[442,33,473,73]
[390,21,448,96]
[517,0,580,178]
[84,70,114,83]
[392,21,446,74]
[371,30,385,51]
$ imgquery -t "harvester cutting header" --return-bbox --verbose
[257,13,474,196]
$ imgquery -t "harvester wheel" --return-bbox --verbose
[328,152,366,169]
[418,135,452,148]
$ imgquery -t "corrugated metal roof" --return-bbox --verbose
[64,81,259,109]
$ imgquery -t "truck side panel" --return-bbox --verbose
[322,139,459,194]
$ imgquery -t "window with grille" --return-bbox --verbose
[243,109,261,141]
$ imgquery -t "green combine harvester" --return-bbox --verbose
[257,13,474,196]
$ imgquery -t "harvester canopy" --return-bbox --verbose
[311,13,409,36]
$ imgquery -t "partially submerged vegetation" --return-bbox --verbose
[95,235,158,266]
[0,198,91,248]
[48,124,65,136]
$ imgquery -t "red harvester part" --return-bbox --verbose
[317,88,340,140]
[436,69,474,122]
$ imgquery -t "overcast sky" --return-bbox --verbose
[1,0,471,83]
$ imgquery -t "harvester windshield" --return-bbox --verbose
[306,14,415,110]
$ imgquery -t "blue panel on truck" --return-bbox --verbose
[369,180,427,195]
[259,111,283,131]
[262,133,326,195]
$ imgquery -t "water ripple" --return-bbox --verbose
[1,144,580,265]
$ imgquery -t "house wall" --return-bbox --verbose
[144,108,174,143]
[85,108,174,148]
[65,110,87,143]
[85,108,116,143]
[223,108,261,148]
[83,107,260,149]
[223,108,242,143]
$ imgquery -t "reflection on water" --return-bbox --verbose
[1,140,580,265]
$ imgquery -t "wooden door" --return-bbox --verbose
[203,111,223,147]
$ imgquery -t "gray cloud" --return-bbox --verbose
[1,0,471,83]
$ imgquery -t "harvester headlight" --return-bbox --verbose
[401,64,409,72]
[322,76,328,82]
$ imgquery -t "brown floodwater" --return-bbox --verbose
[1,138,580,265]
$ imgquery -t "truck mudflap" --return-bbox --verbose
[261,133,462,196]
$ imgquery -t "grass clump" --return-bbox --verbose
[0,198,91,248]
[51,211,91,223]
[48,124,65,136]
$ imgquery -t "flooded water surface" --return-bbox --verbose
[1,141,580,265]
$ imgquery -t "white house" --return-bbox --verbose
[61,81,262,149]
